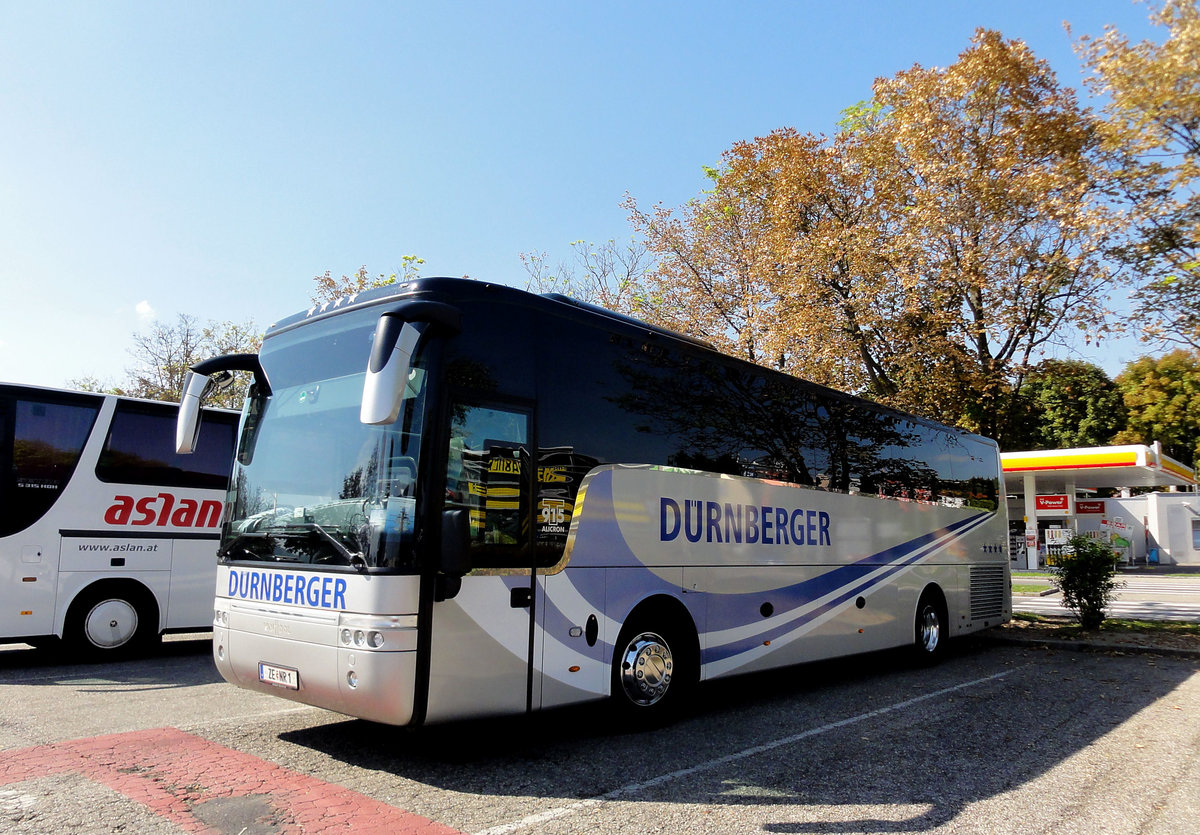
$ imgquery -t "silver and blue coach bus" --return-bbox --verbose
[177,278,1010,726]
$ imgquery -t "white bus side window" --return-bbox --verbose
[95,400,236,489]
[0,394,102,536]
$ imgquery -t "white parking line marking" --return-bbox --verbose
[476,668,1017,835]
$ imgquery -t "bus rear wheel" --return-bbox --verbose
[66,585,157,660]
[611,617,696,726]
[913,589,948,664]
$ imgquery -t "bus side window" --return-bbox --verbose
[96,401,237,489]
[446,404,532,568]
[1,394,101,537]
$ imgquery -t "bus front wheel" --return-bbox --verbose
[611,616,696,726]
[65,584,157,659]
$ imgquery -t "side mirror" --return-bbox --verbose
[361,317,422,425]
[176,353,270,455]
[361,301,462,426]
[435,509,472,601]
[176,370,213,454]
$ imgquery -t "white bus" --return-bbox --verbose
[178,278,1010,726]
[1,383,237,657]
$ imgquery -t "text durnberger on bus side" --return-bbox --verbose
[660,497,833,547]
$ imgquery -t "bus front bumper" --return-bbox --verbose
[213,600,420,727]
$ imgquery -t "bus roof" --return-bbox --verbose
[264,277,996,446]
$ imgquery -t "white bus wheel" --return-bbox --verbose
[65,586,157,659]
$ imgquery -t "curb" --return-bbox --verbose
[978,632,1200,660]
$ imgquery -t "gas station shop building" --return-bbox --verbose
[1002,444,1199,570]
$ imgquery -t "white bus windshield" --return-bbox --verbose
[222,312,428,570]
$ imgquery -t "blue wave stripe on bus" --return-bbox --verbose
[700,512,995,664]
[539,509,992,672]
[702,511,988,631]
[540,466,995,668]
[567,467,651,568]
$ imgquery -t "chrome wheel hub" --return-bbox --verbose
[619,632,674,706]
[919,606,941,654]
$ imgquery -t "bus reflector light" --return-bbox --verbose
[569,666,581,673]
[20,610,32,616]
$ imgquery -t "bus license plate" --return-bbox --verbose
[259,662,299,690]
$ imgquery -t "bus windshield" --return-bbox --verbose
[223,310,428,570]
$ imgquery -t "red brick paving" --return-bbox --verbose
[0,727,465,834]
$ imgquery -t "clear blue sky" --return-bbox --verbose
[0,1,1162,389]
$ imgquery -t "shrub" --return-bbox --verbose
[1050,535,1123,630]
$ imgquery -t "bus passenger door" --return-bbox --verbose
[426,402,536,722]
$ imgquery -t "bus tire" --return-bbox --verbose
[65,583,158,660]
[611,613,697,727]
[913,587,948,664]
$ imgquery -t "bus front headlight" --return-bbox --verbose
[336,613,416,651]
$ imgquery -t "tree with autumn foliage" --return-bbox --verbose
[520,238,651,314]
[628,30,1118,445]
[1078,0,1200,351]
[310,255,425,305]
[625,136,888,393]
[72,314,261,409]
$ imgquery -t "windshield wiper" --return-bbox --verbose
[299,522,369,572]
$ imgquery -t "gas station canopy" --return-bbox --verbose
[1002,444,1196,494]
[1002,444,1196,570]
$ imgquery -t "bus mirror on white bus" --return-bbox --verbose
[176,370,213,454]
[176,353,270,455]
[361,317,422,426]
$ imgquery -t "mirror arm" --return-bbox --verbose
[191,353,270,395]
[176,353,270,454]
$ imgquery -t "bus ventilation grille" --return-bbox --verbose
[970,565,1007,620]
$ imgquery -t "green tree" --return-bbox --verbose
[1113,349,1200,466]
[1078,0,1200,350]
[1010,360,1126,450]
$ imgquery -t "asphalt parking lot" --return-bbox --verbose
[2,634,1199,835]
